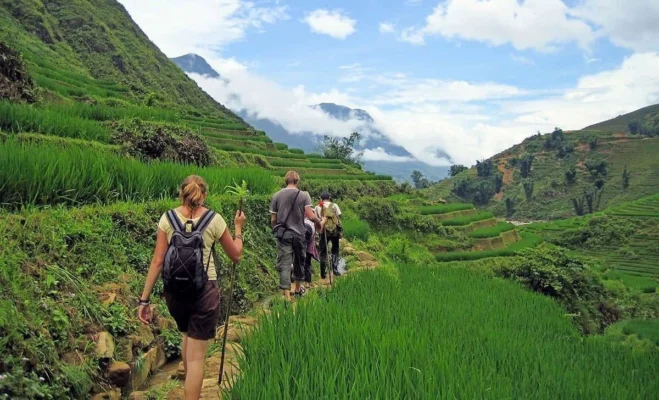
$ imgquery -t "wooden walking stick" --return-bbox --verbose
[219,181,248,385]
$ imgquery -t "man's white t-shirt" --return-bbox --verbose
[315,201,342,219]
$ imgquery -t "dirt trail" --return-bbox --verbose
[128,241,376,400]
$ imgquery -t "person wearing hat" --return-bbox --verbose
[314,192,342,279]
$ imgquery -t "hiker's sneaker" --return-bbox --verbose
[333,269,342,276]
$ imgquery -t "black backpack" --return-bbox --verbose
[163,209,216,295]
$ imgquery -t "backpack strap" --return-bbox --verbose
[194,210,216,234]
[166,209,184,232]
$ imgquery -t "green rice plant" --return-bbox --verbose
[213,144,310,159]
[435,232,542,261]
[274,143,289,150]
[0,101,111,141]
[341,218,370,242]
[288,148,305,154]
[0,138,276,208]
[442,211,495,226]
[267,159,344,169]
[230,264,659,399]
[419,203,474,215]
[469,221,516,238]
[308,157,342,164]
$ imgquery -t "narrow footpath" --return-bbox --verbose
[128,240,378,399]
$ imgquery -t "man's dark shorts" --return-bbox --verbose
[276,231,306,290]
[164,281,220,340]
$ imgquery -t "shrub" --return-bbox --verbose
[495,247,619,333]
[354,197,399,228]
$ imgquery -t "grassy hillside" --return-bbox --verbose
[584,103,659,133]
[0,0,238,118]
[426,106,659,220]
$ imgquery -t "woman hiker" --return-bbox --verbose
[138,175,246,400]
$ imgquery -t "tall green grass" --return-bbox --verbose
[0,101,110,142]
[341,218,370,242]
[419,203,474,215]
[435,233,542,261]
[442,211,494,226]
[469,221,516,238]
[230,265,659,398]
[0,138,276,208]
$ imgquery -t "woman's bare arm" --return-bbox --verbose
[138,229,168,324]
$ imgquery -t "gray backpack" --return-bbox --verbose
[163,209,216,295]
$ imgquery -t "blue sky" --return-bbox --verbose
[119,0,659,166]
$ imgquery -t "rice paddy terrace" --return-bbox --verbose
[522,194,659,286]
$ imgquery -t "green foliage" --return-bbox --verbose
[449,164,468,177]
[564,166,577,185]
[453,178,495,205]
[469,222,515,238]
[267,159,344,169]
[622,164,631,190]
[495,247,622,333]
[544,127,565,150]
[588,136,598,150]
[622,320,659,345]
[505,197,516,217]
[411,170,430,188]
[520,154,534,178]
[298,180,400,200]
[419,203,473,215]
[0,40,37,103]
[586,159,608,179]
[523,179,534,201]
[442,211,494,226]
[475,159,494,177]
[353,197,400,228]
[319,132,363,165]
[161,327,183,359]
[231,264,659,399]
[0,137,276,208]
[341,218,370,242]
[111,119,212,166]
[549,216,635,250]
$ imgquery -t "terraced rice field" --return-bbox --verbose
[231,265,658,399]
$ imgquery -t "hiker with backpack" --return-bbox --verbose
[137,175,245,400]
[270,171,322,301]
[315,192,343,279]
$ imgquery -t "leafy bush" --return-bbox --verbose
[354,197,400,228]
[495,247,620,333]
[549,216,634,249]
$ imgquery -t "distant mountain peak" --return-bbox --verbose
[314,103,374,123]
[170,53,220,78]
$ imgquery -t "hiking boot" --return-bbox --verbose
[332,269,341,276]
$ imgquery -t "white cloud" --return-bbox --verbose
[117,0,288,56]
[379,22,395,34]
[399,0,596,51]
[510,54,535,65]
[190,52,659,167]
[362,148,415,163]
[572,0,659,52]
[303,9,356,39]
